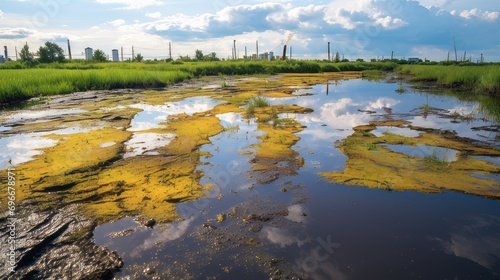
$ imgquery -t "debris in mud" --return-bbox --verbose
[134,217,157,228]
[107,228,136,238]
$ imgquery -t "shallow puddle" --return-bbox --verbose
[385,144,460,162]
[1,73,499,279]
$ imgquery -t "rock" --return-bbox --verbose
[0,203,123,280]
[133,217,156,228]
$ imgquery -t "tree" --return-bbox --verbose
[38,41,65,63]
[203,52,219,61]
[93,49,107,62]
[133,53,144,62]
[19,42,35,66]
[333,52,340,63]
[195,49,203,60]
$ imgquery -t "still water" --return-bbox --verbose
[89,78,500,279]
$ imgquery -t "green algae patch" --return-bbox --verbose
[248,106,306,184]
[159,112,224,155]
[83,153,209,223]
[6,128,132,206]
[320,122,500,198]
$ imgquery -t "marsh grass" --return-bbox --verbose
[222,124,240,133]
[0,60,399,104]
[0,68,191,103]
[395,81,406,93]
[367,143,378,151]
[400,64,500,96]
[246,96,269,116]
[424,147,451,167]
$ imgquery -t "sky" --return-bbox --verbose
[0,0,499,62]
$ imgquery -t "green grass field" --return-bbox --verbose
[0,60,398,104]
[399,64,500,96]
[1,60,498,105]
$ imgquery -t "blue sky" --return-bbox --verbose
[1,0,499,61]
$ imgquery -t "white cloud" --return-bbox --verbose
[375,16,408,29]
[107,19,126,27]
[94,0,162,10]
[145,12,162,19]
[459,8,499,21]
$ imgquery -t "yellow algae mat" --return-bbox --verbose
[320,121,500,198]
[0,73,355,223]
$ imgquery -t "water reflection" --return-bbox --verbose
[131,217,195,257]
[385,144,460,162]
[437,215,500,270]
[123,133,176,158]
[0,126,95,169]
[286,204,309,224]
[128,96,223,131]
[261,226,309,248]
[0,133,58,169]
[3,108,86,123]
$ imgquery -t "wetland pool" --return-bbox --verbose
[1,73,499,279]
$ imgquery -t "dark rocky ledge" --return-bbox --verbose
[0,203,122,279]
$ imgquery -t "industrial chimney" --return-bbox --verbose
[4,46,8,60]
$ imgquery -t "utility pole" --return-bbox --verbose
[67,39,72,60]
[453,36,458,61]
[328,42,331,61]
[169,42,172,60]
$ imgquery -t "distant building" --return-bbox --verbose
[259,52,269,61]
[408,57,420,63]
[85,47,93,60]
[0,55,5,64]
[269,51,274,60]
[112,49,119,62]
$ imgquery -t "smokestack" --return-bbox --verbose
[282,45,287,60]
[233,40,236,59]
[4,46,8,60]
[290,46,292,60]
[391,51,394,60]
[67,39,72,60]
[15,46,18,60]
[256,40,259,60]
[132,46,134,61]
[121,46,124,62]
[328,42,331,61]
